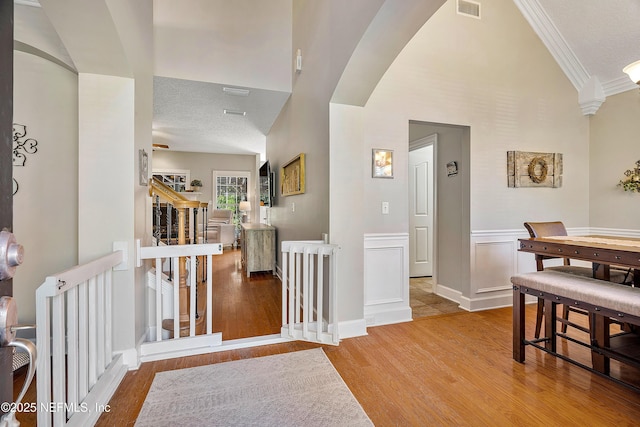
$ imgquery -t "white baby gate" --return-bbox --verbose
[136,241,223,362]
[281,241,340,345]
[35,247,127,427]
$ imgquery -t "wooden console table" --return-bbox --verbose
[241,223,276,277]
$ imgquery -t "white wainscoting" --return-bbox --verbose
[467,226,639,311]
[363,233,411,326]
[469,229,529,311]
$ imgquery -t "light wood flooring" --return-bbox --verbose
[14,250,640,426]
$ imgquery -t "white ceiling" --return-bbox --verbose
[152,77,290,155]
[537,0,640,86]
[14,0,640,155]
[515,0,640,102]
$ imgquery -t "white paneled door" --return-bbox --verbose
[409,144,433,277]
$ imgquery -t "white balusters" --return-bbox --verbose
[281,241,340,345]
[35,249,126,427]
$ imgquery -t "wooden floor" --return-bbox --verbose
[14,249,640,426]
[207,248,282,340]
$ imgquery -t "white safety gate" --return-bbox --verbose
[281,241,340,345]
[35,248,127,427]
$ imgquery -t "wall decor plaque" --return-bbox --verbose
[507,151,562,188]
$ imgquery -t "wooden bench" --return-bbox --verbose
[511,270,640,390]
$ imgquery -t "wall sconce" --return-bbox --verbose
[618,160,640,193]
[239,201,252,223]
[623,60,640,85]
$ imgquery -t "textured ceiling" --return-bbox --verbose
[538,0,640,86]
[153,77,290,156]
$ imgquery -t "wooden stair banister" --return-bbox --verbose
[149,177,207,337]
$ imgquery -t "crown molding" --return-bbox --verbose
[578,75,605,116]
[513,0,589,92]
[602,76,638,98]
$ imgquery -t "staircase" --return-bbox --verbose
[149,178,210,338]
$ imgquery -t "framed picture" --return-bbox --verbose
[281,153,305,196]
[139,149,149,186]
[372,149,393,178]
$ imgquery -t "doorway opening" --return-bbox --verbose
[408,120,470,318]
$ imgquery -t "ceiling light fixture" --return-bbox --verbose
[623,60,640,85]
[152,143,169,149]
[224,109,247,116]
[223,87,250,96]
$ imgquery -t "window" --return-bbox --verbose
[213,171,250,227]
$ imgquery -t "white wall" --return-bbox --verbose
[267,0,386,247]
[331,0,590,316]
[363,0,589,231]
[589,89,640,230]
[78,73,136,355]
[329,103,366,326]
[154,0,292,92]
[12,51,78,327]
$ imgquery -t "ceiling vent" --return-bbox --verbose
[223,109,247,116]
[457,0,481,19]
[223,87,250,96]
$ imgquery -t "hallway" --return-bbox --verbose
[209,248,282,341]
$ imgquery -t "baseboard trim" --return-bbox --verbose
[437,280,551,312]
[139,333,223,363]
[337,318,368,338]
[364,307,412,327]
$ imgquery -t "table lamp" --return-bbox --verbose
[239,201,252,223]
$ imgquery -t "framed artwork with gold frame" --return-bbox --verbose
[281,153,305,196]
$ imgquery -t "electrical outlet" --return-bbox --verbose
[382,202,389,214]
[291,202,295,213]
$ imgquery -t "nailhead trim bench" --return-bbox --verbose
[511,270,640,390]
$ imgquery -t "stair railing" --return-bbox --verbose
[149,178,208,334]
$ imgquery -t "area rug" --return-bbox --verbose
[134,348,373,426]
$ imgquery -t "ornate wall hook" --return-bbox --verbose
[12,123,38,167]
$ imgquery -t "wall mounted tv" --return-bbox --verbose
[259,161,275,207]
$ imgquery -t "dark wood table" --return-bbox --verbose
[517,235,640,374]
[518,235,640,286]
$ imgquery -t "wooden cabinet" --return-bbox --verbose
[241,223,276,277]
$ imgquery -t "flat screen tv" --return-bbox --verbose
[259,161,274,207]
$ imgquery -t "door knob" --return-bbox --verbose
[0,231,24,281]
[0,297,37,427]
